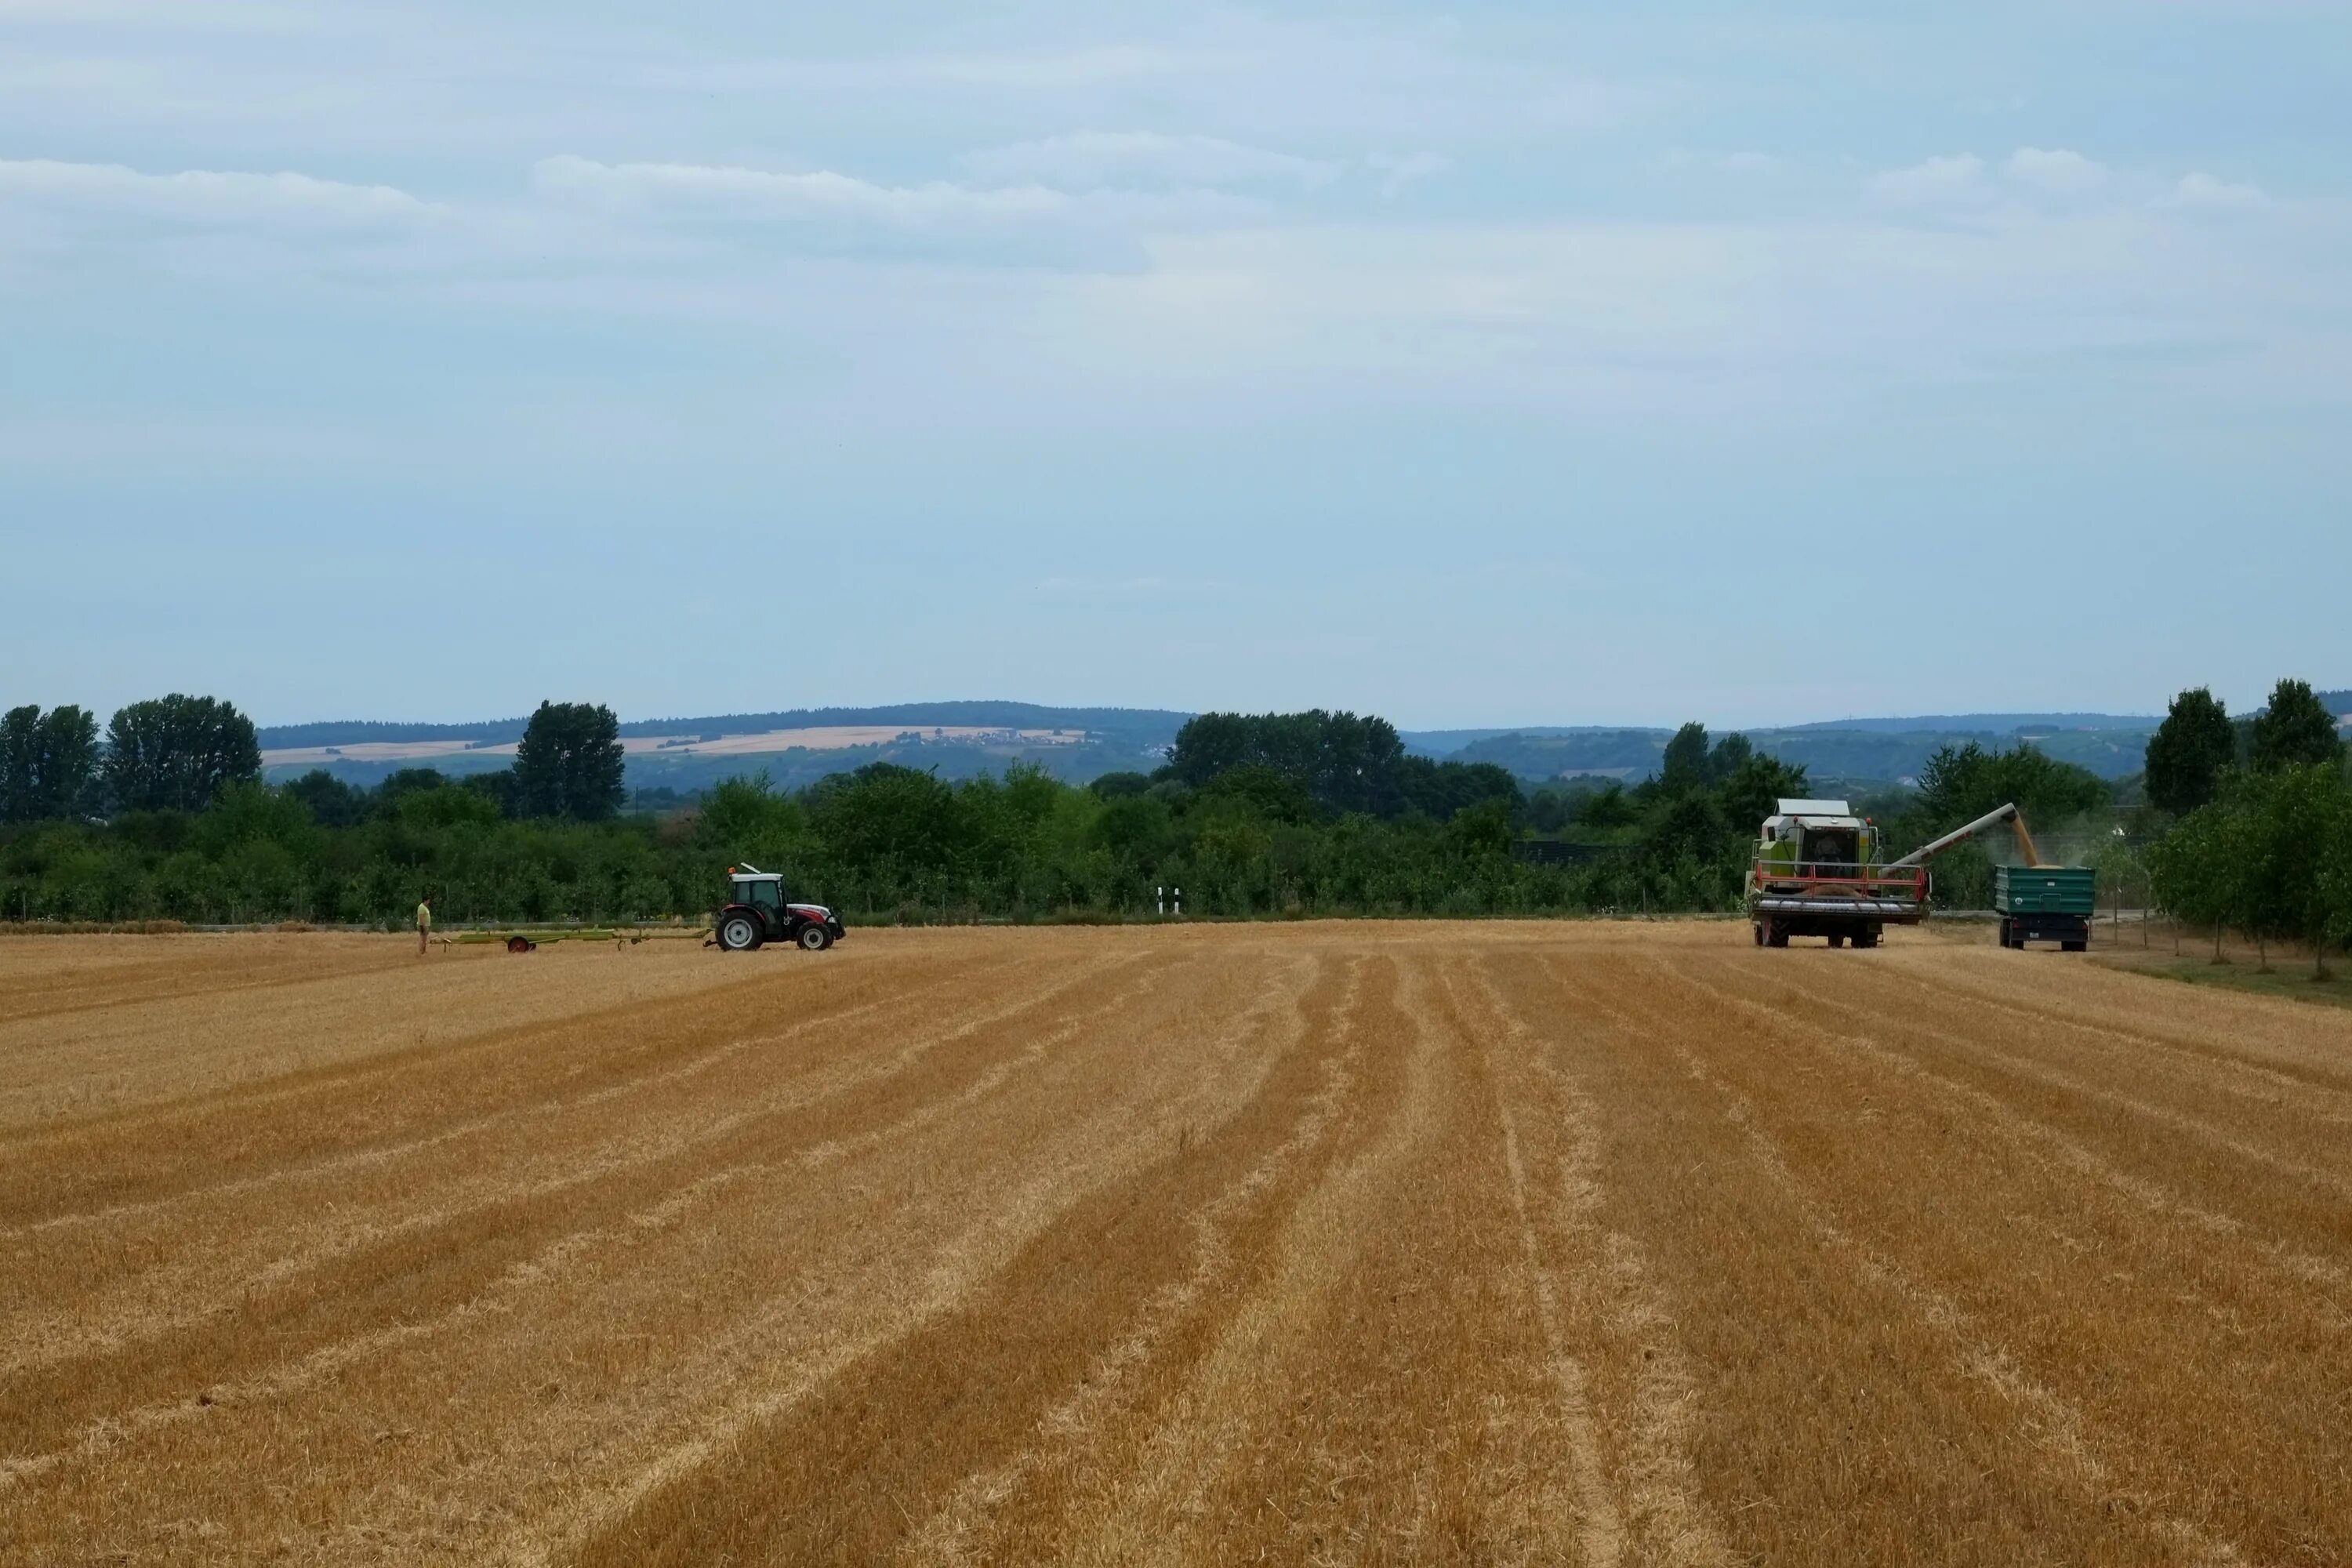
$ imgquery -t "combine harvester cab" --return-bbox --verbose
[1747,798,1925,949]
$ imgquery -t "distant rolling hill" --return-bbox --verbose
[1408,718,2163,788]
[263,699,2350,795]
[260,703,1189,792]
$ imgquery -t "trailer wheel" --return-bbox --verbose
[1998,919,2013,949]
[717,913,764,952]
[2062,939,2087,953]
[797,924,833,952]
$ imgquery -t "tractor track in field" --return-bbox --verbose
[0,949,1183,1457]
[8,924,2352,1566]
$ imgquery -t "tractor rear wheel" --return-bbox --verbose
[717,913,764,952]
[797,924,833,952]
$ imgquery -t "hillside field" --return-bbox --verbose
[5,924,2350,1564]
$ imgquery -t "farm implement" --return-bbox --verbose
[1748,798,2077,951]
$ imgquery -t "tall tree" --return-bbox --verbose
[103,695,260,813]
[2144,687,2237,815]
[513,701,626,820]
[0,706,36,822]
[1915,741,2110,831]
[1659,722,1711,792]
[2249,678,2343,773]
[1163,710,1407,817]
[32,706,100,818]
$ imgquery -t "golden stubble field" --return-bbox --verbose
[5,921,2352,1566]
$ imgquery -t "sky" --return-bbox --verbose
[2,0,2347,731]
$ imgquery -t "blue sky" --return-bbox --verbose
[2,0,2346,729]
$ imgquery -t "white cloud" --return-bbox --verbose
[528,155,1258,270]
[1367,151,1453,199]
[2005,147,2108,195]
[2173,171,2267,208]
[0,157,437,230]
[1867,154,1987,205]
[532,155,1070,228]
[959,132,1338,191]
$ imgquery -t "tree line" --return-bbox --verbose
[7,685,2338,936]
[0,702,1824,925]
[2142,679,2351,974]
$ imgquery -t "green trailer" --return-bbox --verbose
[1994,865,2096,951]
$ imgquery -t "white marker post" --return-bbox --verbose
[1156,886,1165,917]
[1173,887,1182,918]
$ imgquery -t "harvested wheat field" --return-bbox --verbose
[5,923,2352,1566]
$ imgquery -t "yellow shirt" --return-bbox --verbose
[416,902,432,931]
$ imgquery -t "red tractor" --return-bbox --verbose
[714,865,846,952]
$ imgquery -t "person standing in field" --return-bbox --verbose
[416,894,433,955]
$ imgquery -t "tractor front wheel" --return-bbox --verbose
[1766,922,1790,949]
[797,924,833,952]
[717,913,764,952]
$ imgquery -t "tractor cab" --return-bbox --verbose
[731,872,787,914]
[714,864,845,953]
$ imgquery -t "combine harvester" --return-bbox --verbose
[1748,798,2091,951]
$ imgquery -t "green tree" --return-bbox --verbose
[2150,806,2236,961]
[2252,765,2352,978]
[1,706,100,822]
[37,707,100,818]
[1164,710,1406,816]
[1659,722,1710,793]
[1088,771,1152,800]
[1706,732,1754,782]
[1715,752,1811,837]
[103,695,260,813]
[0,706,36,822]
[2144,687,2236,815]
[513,702,626,821]
[2249,678,2343,774]
[283,768,368,828]
[1914,741,2110,833]
[1576,783,1636,829]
